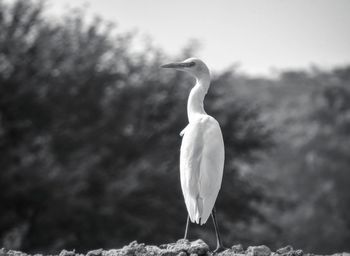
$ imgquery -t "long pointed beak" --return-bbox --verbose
[161,62,195,69]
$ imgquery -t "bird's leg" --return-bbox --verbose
[184,214,190,240]
[211,207,226,253]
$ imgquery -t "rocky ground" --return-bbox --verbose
[1,239,349,256]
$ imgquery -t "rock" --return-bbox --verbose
[87,249,103,256]
[59,250,76,256]
[145,245,162,256]
[0,242,345,256]
[102,249,123,256]
[246,245,271,256]
[7,250,28,256]
[187,240,209,255]
[162,239,191,252]
[156,239,208,256]
[122,241,147,255]
[276,246,303,256]
[0,248,8,256]
[217,250,244,256]
[157,240,189,256]
[277,246,293,255]
[231,244,244,253]
[294,250,303,256]
[3,250,23,256]
[102,241,148,256]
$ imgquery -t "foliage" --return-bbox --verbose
[0,0,271,253]
[231,68,350,253]
[1,0,350,254]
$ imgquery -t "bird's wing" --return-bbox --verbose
[180,121,202,223]
[180,116,225,225]
[198,117,225,224]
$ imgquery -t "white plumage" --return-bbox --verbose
[162,57,225,225]
[180,114,224,224]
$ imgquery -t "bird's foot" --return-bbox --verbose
[213,245,227,254]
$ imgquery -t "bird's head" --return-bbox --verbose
[161,57,210,81]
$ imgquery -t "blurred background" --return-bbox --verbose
[0,0,350,254]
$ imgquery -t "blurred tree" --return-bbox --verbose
[239,67,350,253]
[0,0,272,253]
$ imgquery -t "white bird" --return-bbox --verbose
[161,58,225,252]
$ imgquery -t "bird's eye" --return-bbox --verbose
[188,62,196,67]
[181,61,196,68]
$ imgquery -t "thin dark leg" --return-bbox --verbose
[211,207,226,252]
[184,215,190,239]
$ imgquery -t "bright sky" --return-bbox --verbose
[49,0,350,75]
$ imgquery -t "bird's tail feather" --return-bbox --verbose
[187,196,206,225]
[195,196,204,225]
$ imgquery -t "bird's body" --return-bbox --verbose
[180,82,224,225]
[180,114,224,224]
[161,57,225,251]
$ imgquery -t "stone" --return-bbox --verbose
[294,250,304,256]
[102,249,123,256]
[5,250,26,256]
[246,245,271,256]
[157,239,208,256]
[87,249,103,256]
[59,250,76,256]
[157,240,189,256]
[122,241,147,255]
[187,240,210,255]
[0,248,8,256]
[165,239,191,252]
[145,245,162,255]
[217,250,244,256]
[277,246,293,255]
[231,244,244,253]
[276,246,303,256]
[0,242,343,256]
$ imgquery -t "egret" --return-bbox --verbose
[161,58,225,252]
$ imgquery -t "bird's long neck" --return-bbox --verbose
[187,76,210,122]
